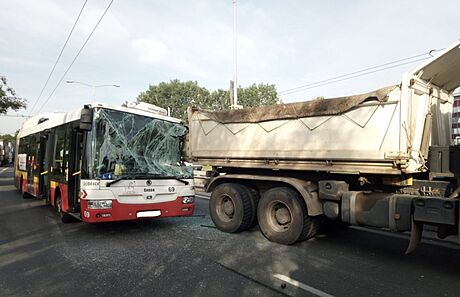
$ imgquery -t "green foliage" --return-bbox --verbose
[0,133,15,143]
[237,83,279,108]
[205,89,230,111]
[137,80,210,121]
[137,80,279,121]
[0,75,26,114]
[312,95,325,100]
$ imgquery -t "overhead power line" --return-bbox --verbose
[36,0,114,114]
[281,57,429,96]
[0,114,32,118]
[29,0,88,115]
[279,49,443,96]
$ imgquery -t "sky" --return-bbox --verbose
[1,0,459,134]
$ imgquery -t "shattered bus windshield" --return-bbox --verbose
[90,108,192,180]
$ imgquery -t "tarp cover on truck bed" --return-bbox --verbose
[197,85,398,124]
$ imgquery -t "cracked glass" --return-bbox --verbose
[90,108,192,180]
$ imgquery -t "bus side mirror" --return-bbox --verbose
[80,107,93,131]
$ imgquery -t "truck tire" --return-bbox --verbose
[55,194,77,223]
[258,187,321,245]
[244,186,260,228]
[209,183,253,233]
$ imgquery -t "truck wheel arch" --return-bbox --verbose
[206,174,324,216]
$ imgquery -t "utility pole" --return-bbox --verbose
[229,80,234,106]
[231,0,241,109]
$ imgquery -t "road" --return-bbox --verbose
[1,166,460,297]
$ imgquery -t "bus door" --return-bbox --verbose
[68,129,83,213]
[27,135,40,195]
[38,132,50,200]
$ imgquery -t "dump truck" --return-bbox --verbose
[187,40,460,253]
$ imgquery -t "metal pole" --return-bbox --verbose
[232,0,238,107]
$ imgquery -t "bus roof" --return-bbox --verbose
[18,102,183,139]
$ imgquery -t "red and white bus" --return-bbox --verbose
[15,102,195,223]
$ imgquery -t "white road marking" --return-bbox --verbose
[0,168,8,174]
[0,185,16,192]
[273,274,334,297]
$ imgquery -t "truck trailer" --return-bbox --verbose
[187,40,460,253]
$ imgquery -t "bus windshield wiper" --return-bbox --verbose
[106,175,134,187]
[135,173,190,185]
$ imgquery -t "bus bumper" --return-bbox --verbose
[80,197,195,223]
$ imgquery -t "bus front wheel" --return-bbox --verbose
[55,194,77,223]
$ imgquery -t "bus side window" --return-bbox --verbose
[18,137,27,171]
[63,124,72,177]
[53,126,66,174]
[25,136,31,166]
[34,135,40,171]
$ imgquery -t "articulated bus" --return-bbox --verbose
[15,102,195,223]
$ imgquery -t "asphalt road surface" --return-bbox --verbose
[1,166,460,297]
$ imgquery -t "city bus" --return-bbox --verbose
[14,102,195,223]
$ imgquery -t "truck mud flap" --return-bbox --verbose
[405,220,423,254]
[406,197,459,253]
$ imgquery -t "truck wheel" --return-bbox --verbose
[55,194,77,223]
[244,186,260,228]
[209,183,253,233]
[258,187,321,245]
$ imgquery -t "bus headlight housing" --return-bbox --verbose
[87,200,112,209]
[181,196,195,204]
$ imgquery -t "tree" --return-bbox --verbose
[237,83,279,108]
[0,133,15,143]
[208,89,230,111]
[312,95,325,100]
[207,83,280,110]
[137,79,210,121]
[0,75,26,114]
[137,80,280,121]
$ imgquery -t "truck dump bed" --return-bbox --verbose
[187,41,460,175]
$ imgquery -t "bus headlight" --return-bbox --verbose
[87,200,113,209]
[181,196,195,204]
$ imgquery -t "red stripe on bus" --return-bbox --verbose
[60,183,69,212]
[50,184,56,207]
[33,181,39,197]
[22,178,28,195]
[80,197,195,223]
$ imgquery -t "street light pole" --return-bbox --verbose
[66,80,120,100]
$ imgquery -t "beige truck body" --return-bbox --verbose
[188,41,460,175]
